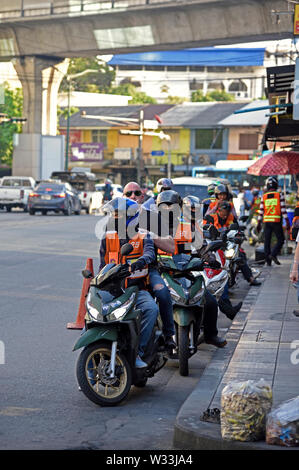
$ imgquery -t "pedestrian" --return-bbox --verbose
[257,176,290,266]
[290,230,299,317]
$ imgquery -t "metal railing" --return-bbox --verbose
[0,0,182,20]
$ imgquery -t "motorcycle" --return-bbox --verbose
[222,224,249,288]
[158,240,223,377]
[201,228,229,299]
[73,243,168,407]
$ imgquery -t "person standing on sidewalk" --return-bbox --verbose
[290,230,299,317]
[257,176,290,266]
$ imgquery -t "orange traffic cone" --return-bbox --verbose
[67,258,94,330]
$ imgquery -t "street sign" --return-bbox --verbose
[114,148,132,160]
[151,150,164,156]
[294,4,299,35]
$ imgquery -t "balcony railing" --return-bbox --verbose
[0,0,182,20]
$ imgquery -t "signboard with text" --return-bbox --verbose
[71,142,104,162]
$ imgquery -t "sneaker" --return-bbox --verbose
[135,355,148,369]
[293,310,299,317]
[204,335,227,348]
[250,279,261,286]
[165,335,176,349]
[270,255,281,265]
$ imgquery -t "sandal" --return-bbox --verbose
[201,407,221,424]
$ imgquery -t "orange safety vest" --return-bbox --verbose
[262,191,282,223]
[105,231,148,280]
[158,221,193,257]
[203,211,234,230]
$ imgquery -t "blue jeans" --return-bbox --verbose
[135,289,159,357]
[148,268,175,337]
[220,282,229,301]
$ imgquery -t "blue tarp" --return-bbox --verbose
[108,48,265,67]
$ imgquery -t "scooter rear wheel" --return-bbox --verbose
[76,341,132,406]
[178,325,190,377]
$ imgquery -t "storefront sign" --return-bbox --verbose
[71,142,104,162]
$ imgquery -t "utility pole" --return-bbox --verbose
[137,109,144,185]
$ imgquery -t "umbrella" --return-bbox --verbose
[247,151,299,176]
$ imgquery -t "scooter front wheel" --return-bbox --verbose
[178,325,190,377]
[76,341,132,406]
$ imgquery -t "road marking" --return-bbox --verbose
[0,407,41,416]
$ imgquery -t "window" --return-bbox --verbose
[91,130,107,148]
[189,66,205,72]
[195,129,223,150]
[229,81,247,92]
[239,133,259,150]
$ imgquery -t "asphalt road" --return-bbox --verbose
[0,210,254,450]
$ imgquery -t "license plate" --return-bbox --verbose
[41,195,51,200]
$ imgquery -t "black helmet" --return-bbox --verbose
[218,201,231,212]
[207,183,217,196]
[214,183,228,197]
[252,188,259,197]
[157,190,181,207]
[156,178,173,193]
[183,195,201,210]
[266,176,278,191]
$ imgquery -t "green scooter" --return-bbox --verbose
[73,243,168,407]
[158,240,223,376]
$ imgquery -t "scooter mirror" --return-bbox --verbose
[121,243,134,257]
[82,269,93,279]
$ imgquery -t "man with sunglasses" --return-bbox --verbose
[123,181,177,350]
[123,182,144,204]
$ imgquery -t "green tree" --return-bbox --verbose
[59,57,116,94]
[0,84,23,167]
[109,83,157,104]
[165,95,188,104]
[191,89,234,102]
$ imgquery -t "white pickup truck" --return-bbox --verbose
[0,176,36,212]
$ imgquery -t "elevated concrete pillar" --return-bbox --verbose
[11,56,69,177]
[13,56,69,135]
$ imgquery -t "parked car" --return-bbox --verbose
[51,171,97,213]
[28,181,81,216]
[172,176,216,200]
[89,183,123,214]
[0,176,36,212]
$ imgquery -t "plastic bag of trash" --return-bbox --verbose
[266,396,299,447]
[220,378,272,441]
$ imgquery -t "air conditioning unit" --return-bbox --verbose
[198,154,210,165]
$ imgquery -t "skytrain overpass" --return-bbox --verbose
[0,0,294,176]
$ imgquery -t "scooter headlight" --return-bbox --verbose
[86,292,104,322]
[225,248,235,259]
[106,294,135,321]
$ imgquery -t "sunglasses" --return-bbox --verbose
[125,190,142,197]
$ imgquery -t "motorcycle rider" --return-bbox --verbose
[202,183,217,218]
[99,197,159,368]
[204,201,261,286]
[257,176,290,266]
[183,196,242,320]
[142,177,174,212]
[123,181,176,350]
[205,183,238,219]
[156,190,227,348]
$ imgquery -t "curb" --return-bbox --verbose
[173,263,295,451]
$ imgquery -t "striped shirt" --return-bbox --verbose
[257,191,288,223]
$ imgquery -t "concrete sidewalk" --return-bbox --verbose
[173,254,299,450]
